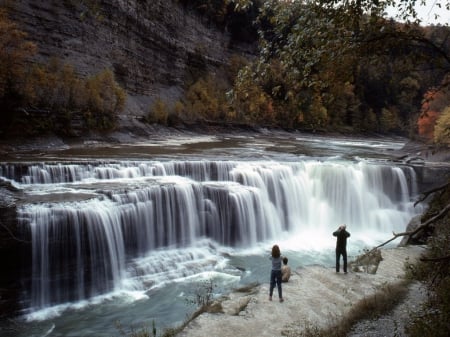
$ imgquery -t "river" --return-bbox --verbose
[0,132,428,337]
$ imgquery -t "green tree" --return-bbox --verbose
[230,64,276,125]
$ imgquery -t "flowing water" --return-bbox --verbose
[0,133,425,336]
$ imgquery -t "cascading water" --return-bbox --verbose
[0,158,423,320]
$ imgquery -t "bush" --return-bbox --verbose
[20,60,127,134]
[83,69,126,130]
[24,59,83,109]
[184,75,229,121]
[185,279,216,308]
[147,98,169,125]
[0,8,126,135]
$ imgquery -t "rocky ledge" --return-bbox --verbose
[178,245,426,337]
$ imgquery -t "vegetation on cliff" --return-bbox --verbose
[145,0,450,141]
[0,8,126,136]
[229,0,450,138]
[1,0,450,144]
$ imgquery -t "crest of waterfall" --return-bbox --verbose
[2,160,422,311]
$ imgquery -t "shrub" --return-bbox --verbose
[185,279,216,308]
[24,59,83,110]
[184,75,227,121]
[20,60,127,134]
[83,69,126,130]
[147,98,169,125]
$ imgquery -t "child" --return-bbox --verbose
[281,256,291,282]
[269,244,284,302]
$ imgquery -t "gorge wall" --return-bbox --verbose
[5,0,254,118]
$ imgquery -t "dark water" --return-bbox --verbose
[0,133,424,337]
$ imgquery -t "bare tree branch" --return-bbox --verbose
[393,203,450,238]
[361,203,450,256]
[414,182,450,207]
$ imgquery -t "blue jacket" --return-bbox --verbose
[270,256,282,271]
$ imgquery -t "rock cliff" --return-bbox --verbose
[6,0,254,118]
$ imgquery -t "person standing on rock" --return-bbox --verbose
[333,224,350,273]
[269,244,284,302]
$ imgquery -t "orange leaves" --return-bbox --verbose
[418,86,450,141]
[418,109,440,140]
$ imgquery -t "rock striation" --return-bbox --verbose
[6,0,254,117]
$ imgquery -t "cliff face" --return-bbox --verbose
[6,0,253,117]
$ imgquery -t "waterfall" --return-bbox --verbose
[4,159,422,311]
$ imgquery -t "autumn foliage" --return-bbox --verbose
[0,8,126,136]
[418,85,450,142]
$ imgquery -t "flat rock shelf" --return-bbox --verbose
[178,245,426,337]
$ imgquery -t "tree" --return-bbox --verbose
[83,69,127,130]
[147,98,169,125]
[231,0,450,133]
[434,106,450,145]
[418,77,450,141]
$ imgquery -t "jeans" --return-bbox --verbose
[269,269,282,298]
[336,249,348,273]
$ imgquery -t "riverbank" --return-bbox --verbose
[177,245,426,337]
[0,122,448,165]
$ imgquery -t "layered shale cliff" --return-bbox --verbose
[6,0,254,118]
[0,1,256,316]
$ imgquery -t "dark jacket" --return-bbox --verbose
[333,228,350,251]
